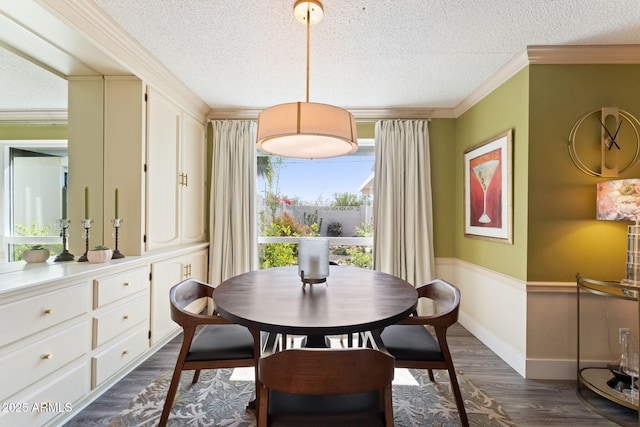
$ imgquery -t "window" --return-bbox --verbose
[257,139,374,269]
[2,141,67,262]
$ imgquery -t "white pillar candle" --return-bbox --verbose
[298,237,330,280]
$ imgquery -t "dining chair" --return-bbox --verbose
[257,347,395,426]
[379,278,469,427]
[159,278,260,427]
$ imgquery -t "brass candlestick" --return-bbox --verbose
[78,218,93,262]
[54,218,74,262]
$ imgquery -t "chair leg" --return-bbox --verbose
[159,368,183,427]
[257,383,269,427]
[383,384,394,426]
[447,366,469,427]
[427,368,435,381]
[247,364,259,410]
[192,369,201,384]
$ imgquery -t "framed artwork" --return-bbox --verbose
[464,129,513,243]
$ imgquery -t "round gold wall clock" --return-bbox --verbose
[568,107,640,177]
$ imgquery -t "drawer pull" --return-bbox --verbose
[122,350,129,356]
[43,353,54,360]
[44,308,54,315]
[123,282,130,287]
[123,315,130,320]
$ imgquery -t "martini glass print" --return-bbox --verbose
[472,159,499,223]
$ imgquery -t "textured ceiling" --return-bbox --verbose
[4,0,640,112]
[91,0,640,110]
[0,47,67,111]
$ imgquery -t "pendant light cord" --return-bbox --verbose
[305,7,310,103]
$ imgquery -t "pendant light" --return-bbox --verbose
[256,0,357,159]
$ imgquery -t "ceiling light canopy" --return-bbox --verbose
[256,0,357,159]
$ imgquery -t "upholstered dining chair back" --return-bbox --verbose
[257,347,395,426]
[379,279,469,427]
[159,279,259,427]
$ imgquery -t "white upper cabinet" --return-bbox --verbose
[180,113,207,244]
[145,88,206,251]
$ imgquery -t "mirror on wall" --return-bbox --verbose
[0,46,68,263]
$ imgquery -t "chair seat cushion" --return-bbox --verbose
[186,324,254,362]
[268,390,385,427]
[380,325,444,361]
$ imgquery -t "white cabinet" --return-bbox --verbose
[0,281,91,427]
[91,267,150,388]
[150,248,208,345]
[0,243,207,426]
[0,282,90,347]
[0,362,89,427]
[181,113,207,243]
[146,87,206,251]
[91,326,149,388]
[0,321,90,402]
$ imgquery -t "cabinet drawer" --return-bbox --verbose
[93,293,149,348]
[94,266,149,308]
[0,283,90,347]
[0,361,89,427]
[0,321,89,402]
[92,326,148,388]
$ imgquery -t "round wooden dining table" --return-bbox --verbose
[213,265,418,346]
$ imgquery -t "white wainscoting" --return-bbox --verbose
[433,258,617,380]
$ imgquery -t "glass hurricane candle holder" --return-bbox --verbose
[298,237,330,288]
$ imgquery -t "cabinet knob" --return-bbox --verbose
[44,308,54,315]
[123,282,130,287]
[43,353,54,360]
[122,350,129,356]
[123,315,129,320]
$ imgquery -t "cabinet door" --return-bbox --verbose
[186,249,209,283]
[146,88,181,251]
[150,257,183,345]
[181,113,207,243]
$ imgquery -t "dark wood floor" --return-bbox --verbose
[64,324,637,426]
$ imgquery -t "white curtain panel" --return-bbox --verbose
[209,120,258,285]
[373,120,435,285]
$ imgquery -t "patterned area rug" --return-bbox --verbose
[109,367,515,427]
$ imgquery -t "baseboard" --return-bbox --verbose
[526,358,577,380]
[457,311,526,378]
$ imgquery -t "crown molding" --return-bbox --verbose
[526,44,640,64]
[346,108,453,120]
[453,50,530,117]
[40,0,210,120]
[453,44,640,117]
[208,109,262,120]
[0,109,67,122]
[209,107,458,121]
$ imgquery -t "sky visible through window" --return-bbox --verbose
[257,155,374,205]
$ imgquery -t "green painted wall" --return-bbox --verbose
[356,122,375,139]
[429,118,457,257]
[527,64,640,281]
[0,124,67,140]
[455,68,530,280]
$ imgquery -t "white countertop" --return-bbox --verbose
[0,243,209,296]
